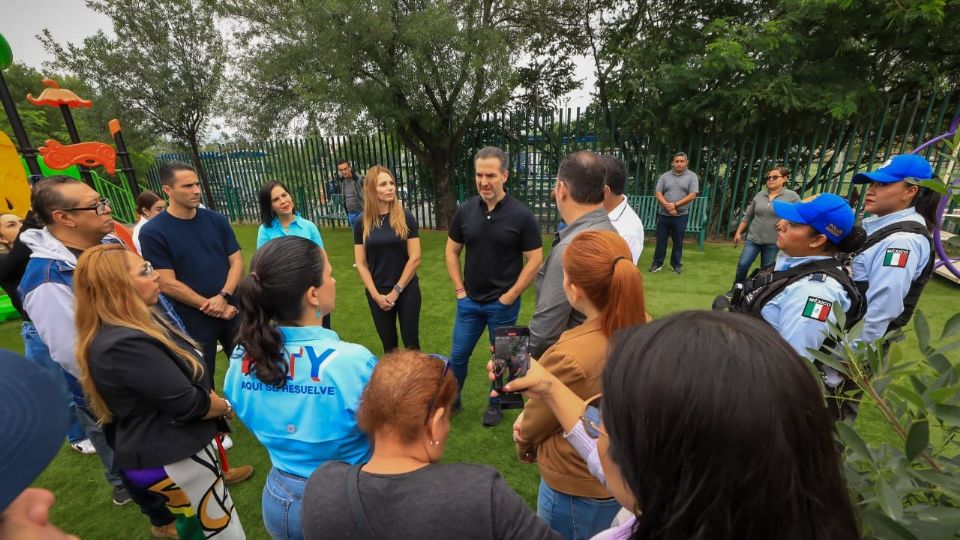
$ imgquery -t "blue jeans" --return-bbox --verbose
[21,321,123,486]
[263,467,306,540]
[734,239,779,284]
[21,322,86,443]
[537,479,621,540]
[347,211,361,229]
[449,296,522,406]
[652,213,690,270]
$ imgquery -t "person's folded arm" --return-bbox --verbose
[674,191,698,208]
[103,335,213,423]
[154,269,208,310]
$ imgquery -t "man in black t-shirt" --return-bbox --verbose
[446,147,543,427]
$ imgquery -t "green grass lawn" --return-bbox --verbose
[2,225,958,539]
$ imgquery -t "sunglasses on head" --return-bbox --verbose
[580,394,607,439]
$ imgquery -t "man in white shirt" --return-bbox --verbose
[601,155,644,263]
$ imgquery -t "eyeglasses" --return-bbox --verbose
[138,261,156,277]
[60,197,111,215]
[765,175,783,180]
[580,394,607,439]
[423,354,451,425]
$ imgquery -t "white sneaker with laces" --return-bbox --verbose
[71,439,96,455]
[220,434,233,450]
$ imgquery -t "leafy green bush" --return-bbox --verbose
[820,310,960,539]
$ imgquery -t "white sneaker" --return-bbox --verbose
[220,434,233,450]
[71,439,96,455]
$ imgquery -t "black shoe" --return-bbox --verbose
[482,404,502,427]
[672,266,682,275]
[452,398,463,416]
[112,485,132,506]
[649,265,662,273]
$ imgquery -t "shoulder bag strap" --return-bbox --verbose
[346,464,377,540]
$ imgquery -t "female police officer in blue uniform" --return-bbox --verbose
[759,194,865,377]
[850,154,939,348]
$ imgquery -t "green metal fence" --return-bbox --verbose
[147,91,960,236]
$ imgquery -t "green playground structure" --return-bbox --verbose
[0,31,140,321]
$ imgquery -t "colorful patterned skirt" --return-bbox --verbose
[124,441,245,539]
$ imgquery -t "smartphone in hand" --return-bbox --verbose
[493,327,530,410]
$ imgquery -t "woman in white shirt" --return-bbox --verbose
[132,190,166,253]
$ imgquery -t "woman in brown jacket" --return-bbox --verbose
[516,230,646,540]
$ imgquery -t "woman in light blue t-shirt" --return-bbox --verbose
[256,181,324,250]
[256,180,331,329]
[224,236,376,540]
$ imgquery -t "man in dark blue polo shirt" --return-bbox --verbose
[446,146,543,427]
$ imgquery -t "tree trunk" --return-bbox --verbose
[186,135,219,213]
[429,152,456,229]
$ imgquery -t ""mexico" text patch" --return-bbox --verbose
[802,297,831,321]
[883,248,910,268]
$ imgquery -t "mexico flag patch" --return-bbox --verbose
[883,248,910,268]
[802,297,831,322]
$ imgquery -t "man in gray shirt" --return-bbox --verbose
[651,151,699,274]
[335,159,365,228]
[529,151,616,358]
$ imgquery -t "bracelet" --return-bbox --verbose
[222,398,233,416]
[455,287,465,296]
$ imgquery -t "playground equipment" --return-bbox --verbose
[911,113,960,283]
[0,31,142,320]
[0,131,30,216]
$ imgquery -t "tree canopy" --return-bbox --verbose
[222,0,580,226]
[40,0,227,208]
[583,0,960,137]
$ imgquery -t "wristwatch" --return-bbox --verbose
[219,290,232,301]
[223,398,233,416]
[393,284,403,294]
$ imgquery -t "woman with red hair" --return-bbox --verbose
[516,230,646,540]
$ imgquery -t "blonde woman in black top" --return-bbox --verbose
[354,166,421,352]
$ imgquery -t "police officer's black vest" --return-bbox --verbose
[852,221,934,334]
[720,258,865,329]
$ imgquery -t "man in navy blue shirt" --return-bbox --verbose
[139,162,244,389]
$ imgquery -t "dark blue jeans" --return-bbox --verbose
[734,239,779,284]
[347,211,361,229]
[652,213,690,270]
[449,296,522,406]
[20,321,85,443]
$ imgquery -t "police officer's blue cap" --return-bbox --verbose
[772,193,854,244]
[852,154,934,184]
